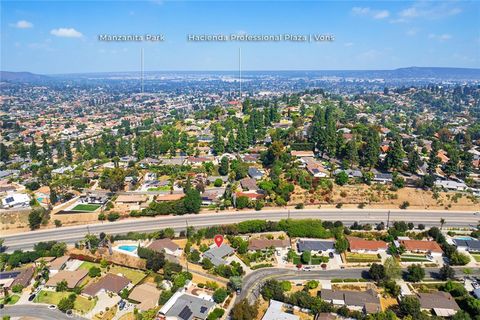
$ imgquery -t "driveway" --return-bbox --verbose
[85,292,120,319]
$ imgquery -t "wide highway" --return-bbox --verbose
[2,208,478,252]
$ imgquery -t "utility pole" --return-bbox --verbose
[386,210,391,229]
[185,218,189,273]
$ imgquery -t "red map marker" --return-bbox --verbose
[214,235,224,247]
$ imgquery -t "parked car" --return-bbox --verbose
[48,305,57,310]
[118,300,126,310]
[28,294,36,301]
[328,252,334,258]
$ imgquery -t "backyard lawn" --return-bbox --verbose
[78,261,101,270]
[79,262,146,285]
[109,266,146,285]
[71,204,101,212]
[345,252,381,263]
[471,253,480,262]
[35,290,96,314]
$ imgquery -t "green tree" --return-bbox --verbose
[57,296,74,312]
[88,266,101,278]
[28,207,48,230]
[385,137,405,170]
[184,188,201,213]
[231,299,258,320]
[99,168,126,192]
[407,150,421,174]
[212,288,228,303]
[439,265,455,280]
[236,196,250,209]
[56,280,68,292]
[334,238,349,253]
[399,296,421,318]
[335,171,349,186]
[406,264,425,282]
[369,263,386,282]
[219,156,229,176]
[384,257,401,280]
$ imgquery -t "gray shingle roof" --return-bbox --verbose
[203,244,234,266]
[297,240,334,252]
[165,294,215,320]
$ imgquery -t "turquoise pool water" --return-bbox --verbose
[455,236,474,241]
[118,245,137,252]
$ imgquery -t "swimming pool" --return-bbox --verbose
[455,236,474,241]
[118,245,138,252]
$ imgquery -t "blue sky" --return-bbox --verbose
[1,0,479,74]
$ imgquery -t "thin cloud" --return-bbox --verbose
[406,28,419,36]
[352,7,390,19]
[12,20,33,29]
[429,33,452,41]
[50,28,83,38]
[398,1,462,20]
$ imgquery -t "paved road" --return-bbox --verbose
[2,209,478,252]
[239,266,480,303]
[0,304,86,320]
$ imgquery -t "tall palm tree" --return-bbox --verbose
[440,218,446,230]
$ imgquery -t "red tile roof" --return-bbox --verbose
[347,237,388,251]
[400,240,443,253]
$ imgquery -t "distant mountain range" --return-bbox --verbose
[2,67,480,82]
[0,71,50,82]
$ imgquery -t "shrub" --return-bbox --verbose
[212,288,228,303]
[107,212,120,221]
[399,201,410,209]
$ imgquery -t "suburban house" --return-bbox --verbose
[203,244,235,266]
[156,193,185,202]
[0,267,34,292]
[320,289,381,314]
[453,239,480,253]
[291,150,315,158]
[1,193,30,208]
[235,191,265,201]
[128,283,161,311]
[82,273,130,297]
[399,240,443,256]
[46,270,88,289]
[416,291,460,317]
[347,237,388,254]
[434,180,469,192]
[48,255,70,274]
[248,167,265,180]
[296,239,335,254]
[248,238,291,252]
[306,161,328,178]
[115,194,148,210]
[79,192,108,205]
[201,189,224,205]
[157,292,215,320]
[334,169,362,179]
[147,238,183,257]
[372,172,393,184]
[35,186,51,207]
[240,178,258,191]
[262,299,299,320]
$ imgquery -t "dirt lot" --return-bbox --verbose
[290,185,479,211]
